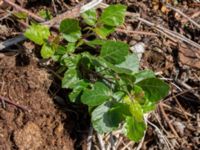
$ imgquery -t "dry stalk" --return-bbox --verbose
[0,95,29,111]
[159,102,179,138]
[166,4,200,28]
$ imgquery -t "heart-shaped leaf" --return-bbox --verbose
[92,102,130,133]
[100,41,129,64]
[123,116,146,142]
[100,4,127,26]
[41,42,54,58]
[136,78,169,102]
[24,24,50,45]
[116,53,139,73]
[134,70,155,83]
[81,9,97,26]
[60,19,81,42]
[81,82,111,106]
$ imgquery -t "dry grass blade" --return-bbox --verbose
[146,118,173,150]
[159,103,179,138]
[97,134,105,150]
[116,28,158,36]
[166,4,200,28]
[137,17,200,50]
[87,127,93,150]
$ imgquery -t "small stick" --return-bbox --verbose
[3,0,45,22]
[173,93,189,121]
[52,0,57,14]
[109,133,116,150]
[43,4,82,28]
[87,126,93,150]
[161,102,194,118]
[166,4,200,28]
[163,87,199,102]
[0,95,29,111]
[146,118,173,150]
[175,80,200,99]
[0,34,26,51]
[159,102,179,137]
[137,17,200,49]
[116,28,158,36]
[80,0,103,13]
[121,141,133,150]
[97,134,105,150]
[181,11,200,24]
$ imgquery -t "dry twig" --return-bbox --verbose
[161,103,194,118]
[146,118,173,150]
[87,127,93,150]
[137,17,200,49]
[0,95,29,111]
[97,134,106,150]
[116,28,158,36]
[166,4,200,28]
[3,0,45,22]
[159,102,179,138]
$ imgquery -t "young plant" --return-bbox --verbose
[24,4,169,142]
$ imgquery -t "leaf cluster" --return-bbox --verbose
[24,4,169,142]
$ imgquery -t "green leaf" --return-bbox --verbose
[123,116,146,142]
[51,55,60,61]
[85,39,106,48]
[104,103,130,128]
[95,58,132,74]
[112,91,125,102]
[100,4,127,26]
[129,102,144,122]
[81,9,97,26]
[41,43,54,58]
[134,70,155,83]
[136,78,169,102]
[62,68,81,88]
[24,24,50,45]
[123,96,144,122]
[69,80,89,102]
[123,96,147,142]
[66,43,76,53]
[133,85,146,104]
[38,9,52,20]
[95,25,115,39]
[100,41,129,64]
[60,54,81,67]
[118,73,135,87]
[60,19,81,42]
[51,45,67,61]
[81,82,111,106]
[141,101,156,113]
[116,53,139,73]
[91,102,113,133]
[13,12,28,19]
[92,102,130,133]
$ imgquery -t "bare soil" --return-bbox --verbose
[0,55,74,150]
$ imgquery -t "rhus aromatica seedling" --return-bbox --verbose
[24,4,169,141]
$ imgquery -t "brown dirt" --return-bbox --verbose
[0,55,74,150]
